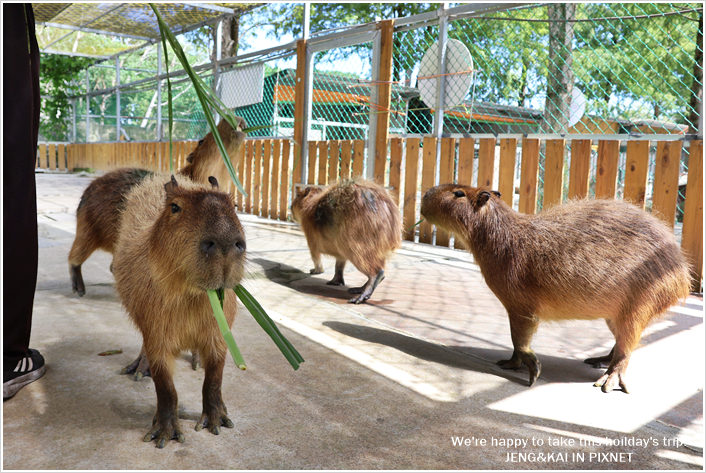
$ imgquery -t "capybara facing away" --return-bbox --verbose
[69,116,246,297]
[421,184,691,393]
[112,173,245,448]
[291,178,402,304]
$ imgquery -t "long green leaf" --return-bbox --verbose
[150,4,246,196]
[207,290,247,370]
[156,21,174,173]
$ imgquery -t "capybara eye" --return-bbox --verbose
[171,203,181,214]
[198,139,204,146]
[453,190,465,198]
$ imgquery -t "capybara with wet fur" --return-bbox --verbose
[69,116,246,297]
[421,184,691,393]
[291,178,402,304]
[112,173,245,448]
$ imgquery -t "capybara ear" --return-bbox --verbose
[164,175,179,198]
[492,190,501,197]
[478,190,492,206]
[186,153,193,164]
[236,116,247,131]
[208,176,219,190]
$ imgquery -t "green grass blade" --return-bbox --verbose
[207,290,247,370]
[234,285,304,370]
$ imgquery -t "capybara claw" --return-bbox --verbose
[134,372,143,381]
[326,279,345,286]
[196,411,233,435]
[594,372,629,394]
[310,267,324,275]
[191,351,201,371]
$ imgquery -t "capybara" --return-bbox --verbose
[69,116,246,297]
[421,184,691,393]
[291,178,402,304]
[112,174,245,448]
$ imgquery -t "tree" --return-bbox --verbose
[541,4,576,133]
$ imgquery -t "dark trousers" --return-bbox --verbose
[3,4,40,371]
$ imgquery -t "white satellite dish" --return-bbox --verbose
[418,39,473,108]
[568,86,586,127]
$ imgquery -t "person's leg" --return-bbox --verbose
[3,3,45,400]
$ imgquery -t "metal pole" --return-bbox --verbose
[434,3,448,141]
[303,3,310,40]
[367,28,382,180]
[156,44,162,140]
[72,98,77,143]
[116,56,121,141]
[85,68,90,142]
[214,19,222,123]
[300,48,314,184]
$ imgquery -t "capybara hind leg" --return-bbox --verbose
[69,264,86,297]
[584,319,617,368]
[497,314,541,386]
[191,350,201,370]
[327,259,346,286]
[196,348,233,435]
[68,234,100,296]
[143,362,184,448]
[121,346,151,381]
[593,316,647,393]
[348,270,385,304]
[309,250,324,274]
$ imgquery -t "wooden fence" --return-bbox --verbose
[60,137,703,290]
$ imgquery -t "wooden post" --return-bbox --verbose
[595,140,620,199]
[318,141,328,185]
[292,39,307,200]
[457,137,474,186]
[373,19,395,185]
[270,140,281,220]
[435,137,455,247]
[652,140,682,227]
[403,138,420,242]
[543,139,565,208]
[477,138,495,188]
[389,138,403,206]
[498,138,518,208]
[518,138,540,214]
[38,144,47,169]
[419,137,437,244]
[262,140,271,218]
[244,140,253,214]
[681,140,703,291]
[568,139,592,199]
[623,141,650,208]
[308,141,318,185]
[253,140,262,216]
[352,140,365,178]
[236,140,246,210]
[279,140,291,221]
[340,140,352,180]
[328,140,340,185]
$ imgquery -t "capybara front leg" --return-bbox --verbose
[327,259,346,286]
[497,314,541,386]
[191,350,201,370]
[143,363,184,448]
[196,349,233,435]
[348,270,385,304]
[309,250,324,275]
[120,346,151,381]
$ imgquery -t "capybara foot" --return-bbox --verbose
[195,404,234,435]
[310,267,324,275]
[326,275,345,286]
[594,367,629,394]
[143,416,185,448]
[347,270,385,304]
[497,350,541,386]
[121,353,151,380]
[584,347,615,369]
[70,264,85,297]
[191,351,201,371]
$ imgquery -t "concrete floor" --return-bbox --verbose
[2,171,704,469]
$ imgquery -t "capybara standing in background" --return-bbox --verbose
[421,184,691,393]
[291,179,402,304]
[112,174,246,448]
[69,116,246,297]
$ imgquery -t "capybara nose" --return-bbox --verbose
[200,239,217,255]
[234,238,246,254]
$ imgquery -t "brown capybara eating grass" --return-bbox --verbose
[421,184,690,393]
[112,174,245,448]
[291,178,402,304]
[69,116,246,297]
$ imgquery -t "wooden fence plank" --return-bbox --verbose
[308,141,318,185]
[498,138,518,208]
[403,138,420,242]
[681,140,703,291]
[595,140,620,199]
[652,140,682,228]
[244,140,253,214]
[318,141,328,185]
[262,140,272,218]
[435,137,456,247]
[477,138,495,187]
[352,140,365,178]
[623,141,650,208]
[236,140,246,209]
[457,137,474,185]
[328,140,340,185]
[419,137,437,244]
[518,138,540,214]
[38,144,47,169]
[543,139,565,208]
[280,140,290,221]
[340,140,352,180]
[48,144,57,170]
[389,137,403,207]
[58,144,66,171]
[270,140,281,220]
[253,140,262,216]
[568,139,592,199]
